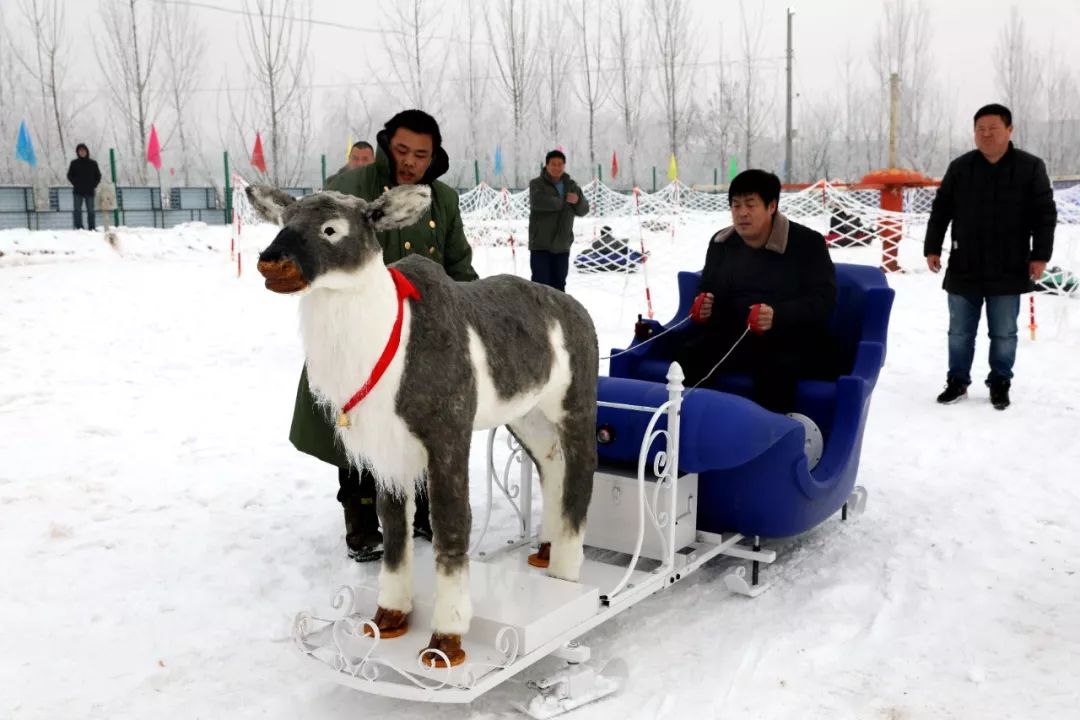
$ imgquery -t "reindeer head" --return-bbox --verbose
[246,184,432,293]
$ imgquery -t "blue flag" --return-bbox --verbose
[16,120,37,167]
[493,144,503,177]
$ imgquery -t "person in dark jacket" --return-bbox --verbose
[325,140,375,186]
[292,110,479,562]
[678,169,837,414]
[924,103,1056,410]
[528,150,590,291]
[67,144,102,230]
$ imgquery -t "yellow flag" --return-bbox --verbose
[667,153,678,181]
[346,134,352,162]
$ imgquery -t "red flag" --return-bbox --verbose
[251,132,267,173]
[611,151,619,179]
[146,125,161,170]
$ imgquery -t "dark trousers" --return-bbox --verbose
[337,465,431,531]
[530,250,570,292]
[73,193,96,230]
[677,327,835,414]
[947,293,1020,385]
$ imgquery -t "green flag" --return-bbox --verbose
[728,155,738,181]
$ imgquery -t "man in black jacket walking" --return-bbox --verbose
[924,104,1056,410]
[678,169,837,413]
[67,144,102,230]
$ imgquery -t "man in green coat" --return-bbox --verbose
[290,109,478,562]
[528,149,590,292]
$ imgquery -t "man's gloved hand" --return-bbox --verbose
[690,292,713,323]
[748,303,774,335]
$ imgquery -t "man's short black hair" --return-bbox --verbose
[384,110,442,149]
[545,149,566,165]
[728,169,781,210]
[352,141,373,152]
[974,103,1012,127]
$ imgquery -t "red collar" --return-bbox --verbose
[337,268,421,427]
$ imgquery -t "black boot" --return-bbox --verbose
[936,378,969,404]
[339,466,382,562]
[413,489,433,542]
[987,377,1011,410]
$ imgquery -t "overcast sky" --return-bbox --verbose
[41,0,1080,133]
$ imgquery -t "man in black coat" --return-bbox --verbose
[67,144,102,230]
[678,169,837,413]
[924,104,1056,410]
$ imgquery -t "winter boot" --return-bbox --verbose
[987,377,1011,411]
[936,378,969,405]
[343,495,383,562]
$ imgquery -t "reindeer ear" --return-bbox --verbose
[245,185,296,225]
[363,185,432,231]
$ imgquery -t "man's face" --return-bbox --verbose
[974,114,1012,160]
[348,146,374,169]
[77,147,87,158]
[730,193,777,240]
[546,157,565,182]
[389,128,433,185]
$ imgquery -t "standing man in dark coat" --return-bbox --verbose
[678,169,837,414]
[925,104,1056,410]
[67,144,102,230]
[291,109,478,562]
[528,150,590,291]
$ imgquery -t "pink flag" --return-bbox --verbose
[146,125,162,170]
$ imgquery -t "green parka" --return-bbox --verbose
[527,170,590,253]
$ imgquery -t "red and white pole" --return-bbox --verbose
[634,187,655,320]
[1029,295,1037,340]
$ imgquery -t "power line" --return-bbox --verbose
[151,0,496,46]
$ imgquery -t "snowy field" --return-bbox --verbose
[2,218,1079,720]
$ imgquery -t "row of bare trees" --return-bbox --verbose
[1,0,1078,190]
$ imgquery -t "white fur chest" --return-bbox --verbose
[298,282,426,493]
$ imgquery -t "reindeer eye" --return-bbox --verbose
[323,225,335,237]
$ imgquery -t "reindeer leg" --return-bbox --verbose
[419,437,472,668]
[546,411,596,582]
[364,479,414,639]
[508,410,560,569]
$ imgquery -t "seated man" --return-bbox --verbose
[678,169,837,413]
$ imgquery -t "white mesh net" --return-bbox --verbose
[228,173,1080,304]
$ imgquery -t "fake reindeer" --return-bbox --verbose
[247,184,597,667]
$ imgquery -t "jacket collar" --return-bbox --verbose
[712,211,791,254]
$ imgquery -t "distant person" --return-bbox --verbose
[528,150,589,292]
[325,141,375,186]
[924,103,1057,410]
[67,144,102,231]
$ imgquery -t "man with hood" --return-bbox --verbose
[528,150,590,291]
[290,109,478,562]
[67,144,102,230]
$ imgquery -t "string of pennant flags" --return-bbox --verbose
[14,118,739,186]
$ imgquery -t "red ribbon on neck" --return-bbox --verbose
[339,268,420,422]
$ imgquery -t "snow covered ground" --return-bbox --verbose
[2,219,1079,720]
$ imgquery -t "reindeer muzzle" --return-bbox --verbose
[257,257,309,293]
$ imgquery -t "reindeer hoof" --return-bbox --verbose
[419,633,466,668]
[527,542,551,568]
[362,606,410,639]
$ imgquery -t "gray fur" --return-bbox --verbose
[256,185,599,618]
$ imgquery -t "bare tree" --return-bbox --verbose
[0,6,20,183]
[611,0,647,186]
[379,0,447,114]
[96,0,163,184]
[571,0,612,174]
[735,0,775,169]
[796,97,837,181]
[538,3,573,149]
[994,6,1040,148]
[871,0,941,171]
[160,2,206,185]
[1040,42,1080,175]
[454,0,491,179]
[485,0,542,187]
[647,0,696,158]
[12,0,76,181]
[241,0,313,187]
